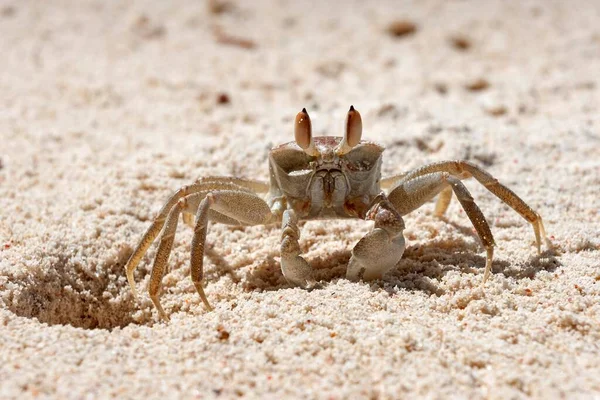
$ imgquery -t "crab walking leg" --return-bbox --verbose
[195,176,270,193]
[380,172,409,190]
[347,196,406,281]
[124,180,258,298]
[191,190,274,311]
[146,189,259,320]
[182,212,195,228]
[434,186,453,216]
[147,198,185,320]
[388,172,496,282]
[389,172,455,216]
[396,160,546,252]
[280,209,317,288]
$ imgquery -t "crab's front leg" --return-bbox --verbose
[346,195,406,281]
[387,172,496,283]
[190,190,275,311]
[280,209,317,288]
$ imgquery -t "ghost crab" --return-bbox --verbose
[125,106,546,320]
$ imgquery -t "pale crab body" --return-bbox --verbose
[268,136,383,220]
[125,106,547,320]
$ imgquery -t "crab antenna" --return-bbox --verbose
[336,105,362,155]
[294,108,318,156]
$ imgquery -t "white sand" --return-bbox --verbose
[1,0,599,398]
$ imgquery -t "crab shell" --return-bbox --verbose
[268,137,384,219]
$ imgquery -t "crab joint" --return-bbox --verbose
[294,108,319,156]
[336,105,362,155]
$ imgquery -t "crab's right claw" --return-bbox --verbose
[347,197,405,281]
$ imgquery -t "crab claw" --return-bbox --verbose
[294,108,318,156]
[336,105,362,155]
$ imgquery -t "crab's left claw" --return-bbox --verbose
[347,196,405,281]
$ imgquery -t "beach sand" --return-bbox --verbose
[1,0,599,398]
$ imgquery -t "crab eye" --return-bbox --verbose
[345,105,362,147]
[336,105,363,155]
[294,108,318,156]
[294,108,312,149]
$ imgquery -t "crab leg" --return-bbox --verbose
[147,196,184,320]
[144,189,254,320]
[389,160,546,253]
[380,172,409,189]
[194,176,270,193]
[280,209,317,288]
[346,194,406,281]
[434,186,453,216]
[384,173,455,215]
[190,190,274,313]
[124,179,264,299]
[387,172,496,282]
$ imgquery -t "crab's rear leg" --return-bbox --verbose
[346,195,406,281]
[387,172,496,282]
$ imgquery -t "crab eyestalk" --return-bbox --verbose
[336,105,362,155]
[295,108,318,156]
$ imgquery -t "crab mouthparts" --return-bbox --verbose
[311,169,347,210]
[322,173,335,206]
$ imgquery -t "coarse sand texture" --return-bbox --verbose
[1,1,599,398]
